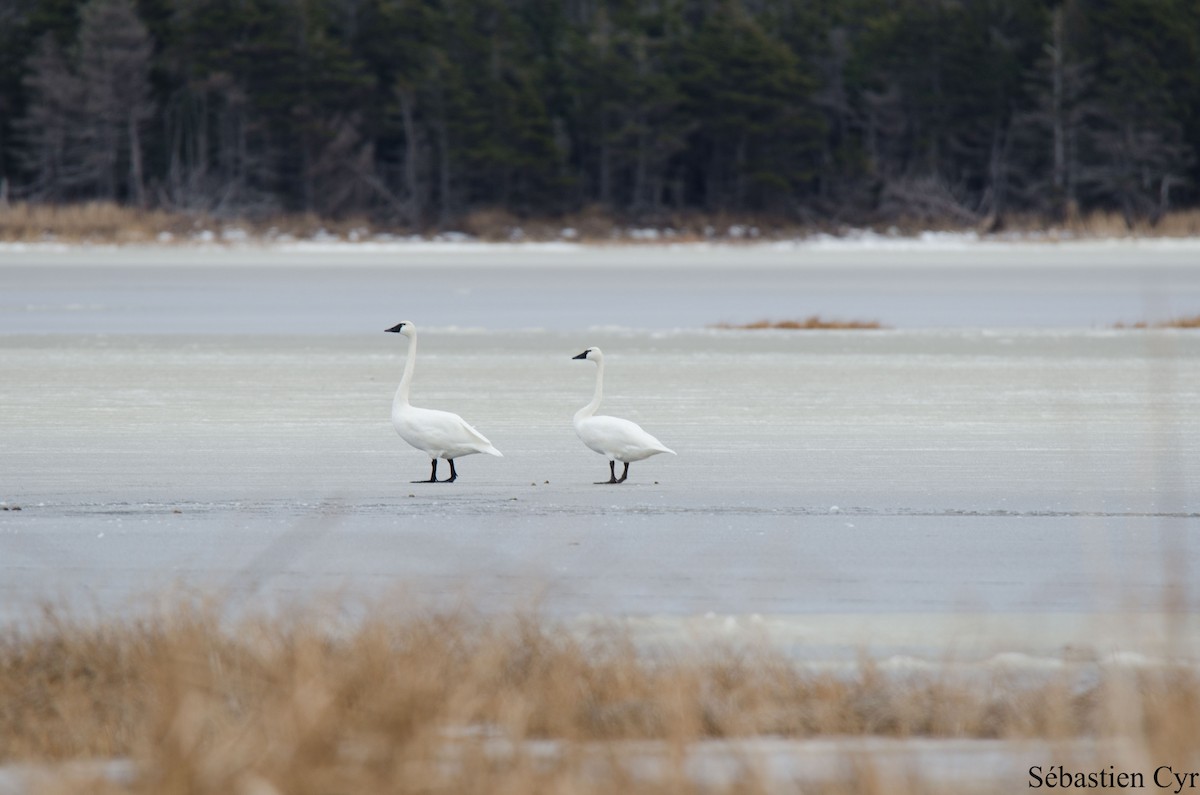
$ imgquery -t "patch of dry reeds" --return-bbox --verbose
[6,200,1200,246]
[4,601,1200,793]
[1114,315,1200,329]
[712,317,885,330]
[0,202,389,244]
[995,209,1200,239]
[0,201,195,243]
[1065,209,1200,238]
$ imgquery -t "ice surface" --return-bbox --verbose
[3,238,1200,332]
[1,244,1198,662]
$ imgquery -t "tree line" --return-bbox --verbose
[1,0,1198,229]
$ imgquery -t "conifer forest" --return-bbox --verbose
[1,0,1198,229]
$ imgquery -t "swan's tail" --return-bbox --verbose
[480,444,503,457]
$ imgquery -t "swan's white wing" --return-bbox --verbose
[576,415,675,462]
[394,406,502,458]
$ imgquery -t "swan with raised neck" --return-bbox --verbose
[385,321,502,483]
[571,347,675,484]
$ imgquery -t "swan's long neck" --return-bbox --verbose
[395,333,417,406]
[575,357,604,422]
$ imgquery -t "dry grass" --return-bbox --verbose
[0,202,832,245]
[712,317,885,330]
[997,209,1200,239]
[0,202,197,243]
[1141,209,1200,237]
[6,200,1200,245]
[462,206,1200,243]
[0,202,386,244]
[3,601,1200,793]
[1064,209,1200,238]
[1114,315,1200,329]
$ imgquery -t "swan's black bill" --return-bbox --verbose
[385,322,406,333]
[572,350,589,359]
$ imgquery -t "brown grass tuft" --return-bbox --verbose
[712,317,885,330]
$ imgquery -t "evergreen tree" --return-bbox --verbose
[354,0,440,223]
[1078,0,1196,222]
[160,0,272,213]
[75,0,155,204]
[564,2,689,214]
[1013,0,1097,219]
[0,0,36,194]
[15,34,85,201]
[675,2,824,212]
[436,0,560,215]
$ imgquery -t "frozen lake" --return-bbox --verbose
[2,241,1198,661]
[4,237,1200,332]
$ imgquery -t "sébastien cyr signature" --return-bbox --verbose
[1031,765,1200,793]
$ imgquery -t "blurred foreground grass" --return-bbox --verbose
[2,600,1199,793]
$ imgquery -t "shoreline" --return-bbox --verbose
[6,229,1200,254]
[5,201,1200,251]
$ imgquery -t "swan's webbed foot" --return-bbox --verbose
[616,462,629,483]
[443,459,458,483]
[413,459,447,483]
[594,460,623,485]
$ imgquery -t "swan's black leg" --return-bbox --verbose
[595,460,619,485]
[444,459,458,483]
[616,462,629,483]
[413,459,439,483]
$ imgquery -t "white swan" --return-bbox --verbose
[386,321,502,482]
[572,347,675,484]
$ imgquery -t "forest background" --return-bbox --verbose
[1,0,1199,236]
